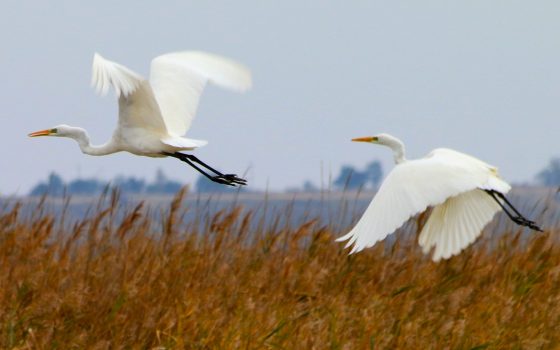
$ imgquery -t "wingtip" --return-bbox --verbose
[90,52,143,98]
[335,231,352,243]
[349,244,360,255]
[225,67,253,93]
[92,52,104,63]
[240,67,253,92]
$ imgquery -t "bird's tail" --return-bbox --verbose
[162,137,208,149]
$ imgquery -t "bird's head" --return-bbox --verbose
[352,133,406,163]
[351,133,398,146]
[28,125,100,155]
[28,124,81,138]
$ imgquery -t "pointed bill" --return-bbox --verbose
[352,136,378,142]
[28,129,52,137]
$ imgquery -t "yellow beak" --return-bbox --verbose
[28,129,52,137]
[352,136,378,143]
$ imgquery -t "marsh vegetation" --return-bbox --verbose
[1,189,559,349]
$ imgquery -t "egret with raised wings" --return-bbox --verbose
[29,51,252,186]
[336,133,542,261]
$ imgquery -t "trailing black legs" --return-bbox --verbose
[485,190,543,231]
[164,152,247,187]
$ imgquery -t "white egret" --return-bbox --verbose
[336,133,542,261]
[29,51,252,186]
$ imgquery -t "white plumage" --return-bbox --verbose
[336,134,516,261]
[149,51,252,137]
[30,51,252,186]
[90,51,251,147]
[419,189,501,260]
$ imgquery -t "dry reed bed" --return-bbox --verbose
[0,189,559,349]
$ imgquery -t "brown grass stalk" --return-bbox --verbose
[0,191,559,349]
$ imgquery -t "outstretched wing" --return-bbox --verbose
[91,53,168,133]
[149,51,252,137]
[336,148,510,256]
[418,189,501,261]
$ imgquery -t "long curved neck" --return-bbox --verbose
[68,128,118,156]
[385,138,406,164]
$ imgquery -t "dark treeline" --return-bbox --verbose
[27,157,560,196]
[30,170,188,196]
[537,158,560,187]
[29,160,386,196]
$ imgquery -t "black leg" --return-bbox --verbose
[484,190,543,232]
[495,191,543,231]
[163,152,246,187]
[186,155,224,176]
[488,192,531,226]
[186,154,247,186]
[495,192,526,218]
[167,152,235,186]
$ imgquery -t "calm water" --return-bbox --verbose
[3,187,559,236]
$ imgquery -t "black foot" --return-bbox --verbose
[211,174,247,187]
[512,216,543,232]
[484,189,543,232]
[211,176,236,186]
[222,174,247,186]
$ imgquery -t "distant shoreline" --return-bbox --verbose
[2,185,556,204]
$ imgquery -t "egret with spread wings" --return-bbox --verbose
[336,133,542,261]
[29,51,252,186]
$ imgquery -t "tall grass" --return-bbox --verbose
[0,189,559,349]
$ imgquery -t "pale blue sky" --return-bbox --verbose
[1,1,559,194]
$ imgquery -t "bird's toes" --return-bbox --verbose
[531,223,544,232]
[211,176,236,186]
[212,175,248,187]
[515,216,543,231]
[222,174,248,185]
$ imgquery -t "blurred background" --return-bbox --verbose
[1,1,560,195]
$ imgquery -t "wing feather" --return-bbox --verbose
[420,189,501,261]
[149,51,252,137]
[91,53,168,133]
[92,53,143,97]
[337,148,510,256]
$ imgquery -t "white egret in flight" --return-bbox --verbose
[29,51,252,186]
[336,133,542,261]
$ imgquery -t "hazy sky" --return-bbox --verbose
[1,1,559,194]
